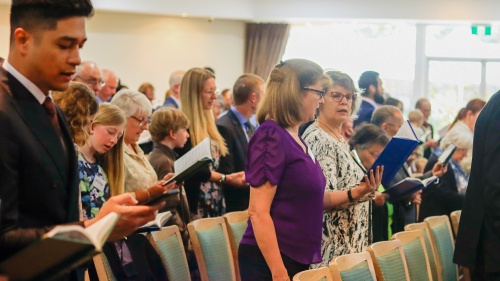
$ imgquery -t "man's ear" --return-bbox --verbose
[368,84,376,95]
[381,123,388,133]
[13,28,32,56]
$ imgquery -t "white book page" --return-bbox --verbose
[438,144,457,165]
[422,176,438,186]
[85,212,120,250]
[142,211,172,228]
[174,137,212,174]
[45,225,91,245]
[395,120,418,140]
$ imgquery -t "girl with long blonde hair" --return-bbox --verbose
[177,67,246,219]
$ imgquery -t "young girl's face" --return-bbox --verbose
[172,127,190,148]
[90,123,125,154]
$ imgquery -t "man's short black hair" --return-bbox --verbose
[10,0,94,44]
[358,71,379,97]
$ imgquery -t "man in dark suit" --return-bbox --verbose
[454,90,500,279]
[0,0,161,266]
[353,71,384,128]
[217,74,264,212]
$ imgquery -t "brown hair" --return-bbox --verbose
[52,82,98,146]
[232,74,265,105]
[257,59,324,128]
[449,98,486,129]
[149,108,190,144]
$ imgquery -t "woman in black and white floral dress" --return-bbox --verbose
[303,71,383,267]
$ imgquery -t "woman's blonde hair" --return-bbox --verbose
[93,103,126,196]
[257,59,324,128]
[52,82,99,146]
[149,107,190,144]
[180,67,227,155]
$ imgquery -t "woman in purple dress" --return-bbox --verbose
[238,59,326,280]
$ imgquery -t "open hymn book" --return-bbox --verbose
[0,212,119,281]
[365,120,420,186]
[135,211,172,233]
[160,137,213,187]
[383,176,438,201]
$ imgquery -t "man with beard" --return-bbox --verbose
[354,70,385,128]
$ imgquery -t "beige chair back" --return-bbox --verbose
[393,230,433,281]
[367,239,410,281]
[406,222,442,281]
[425,215,459,281]
[329,251,376,281]
[188,217,236,281]
[293,267,333,281]
[450,210,461,238]
[149,225,191,281]
[223,211,249,281]
[92,254,117,281]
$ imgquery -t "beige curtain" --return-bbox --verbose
[244,23,290,80]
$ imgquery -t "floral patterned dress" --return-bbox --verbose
[78,152,110,220]
[303,123,374,267]
[198,139,224,218]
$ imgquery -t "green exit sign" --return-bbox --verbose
[472,25,492,36]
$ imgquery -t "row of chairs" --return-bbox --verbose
[89,210,250,281]
[294,212,463,281]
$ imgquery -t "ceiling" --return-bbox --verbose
[2,0,500,23]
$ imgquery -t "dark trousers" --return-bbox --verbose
[238,243,309,281]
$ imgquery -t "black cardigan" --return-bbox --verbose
[419,154,465,222]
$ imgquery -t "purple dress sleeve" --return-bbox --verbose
[245,123,286,187]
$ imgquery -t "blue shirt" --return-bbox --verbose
[230,106,252,140]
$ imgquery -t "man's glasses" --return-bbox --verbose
[328,92,357,103]
[131,116,151,126]
[303,87,326,99]
[75,76,105,87]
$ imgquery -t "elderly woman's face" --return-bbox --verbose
[321,85,353,127]
[201,77,217,110]
[125,111,149,145]
[452,148,468,162]
[356,143,384,170]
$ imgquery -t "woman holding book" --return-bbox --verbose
[176,68,246,219]
[110,89,177,201]
[420,128,472,221]
[302,70,383,266]
[349,124,399,242]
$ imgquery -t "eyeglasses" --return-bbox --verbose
[130,115,151,126]
[303,87,326,99]
[203,88,220,96]
[75,76,105,87]
[328,92,357,103]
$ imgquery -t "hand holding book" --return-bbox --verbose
[355,166,384,199]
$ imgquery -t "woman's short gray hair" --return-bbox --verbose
[440,126,473,150]
[110,89,152,117]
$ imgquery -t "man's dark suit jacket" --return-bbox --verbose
[0,64,80,262]
[353,99,375,128]
[454,90,500,272]
[216,109,250,212]
[162,96,179,108]
[419,154,464,222]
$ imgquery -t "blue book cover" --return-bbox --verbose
[365,121,419,185]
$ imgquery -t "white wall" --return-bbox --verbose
[0,5,245,104]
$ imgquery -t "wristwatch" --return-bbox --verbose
[219,174,226,183]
